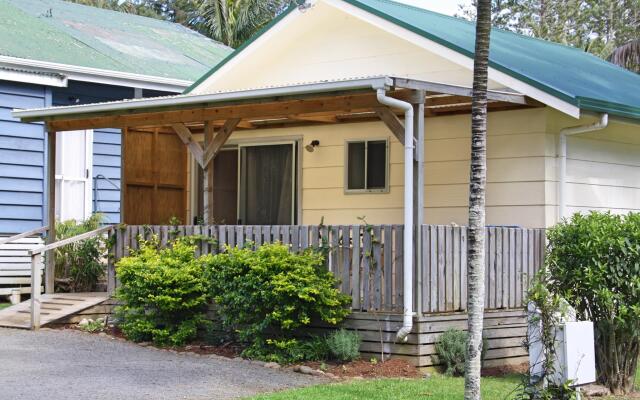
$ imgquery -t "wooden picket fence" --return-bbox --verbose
[110,224,545,315]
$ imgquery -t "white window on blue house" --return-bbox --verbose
[55,130,93,222]
[345,139,389,193]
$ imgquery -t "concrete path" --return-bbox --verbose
[0,328,323,400]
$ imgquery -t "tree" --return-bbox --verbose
[65,0,287,48]
[464,0,492,399]
[608,39,640,73]
[199,0,287,47]
[458,0,640,71]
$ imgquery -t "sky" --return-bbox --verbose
[396,0,472,16]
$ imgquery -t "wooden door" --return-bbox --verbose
[123,129,187,225]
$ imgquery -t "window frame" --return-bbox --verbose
[344,137,390,194]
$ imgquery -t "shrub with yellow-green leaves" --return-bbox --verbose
[202,243,351,363]
[115,237,211,347]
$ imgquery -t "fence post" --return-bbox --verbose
[107,227,116,296]
[30,252,42,330]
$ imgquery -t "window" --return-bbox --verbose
[345,139,388,192]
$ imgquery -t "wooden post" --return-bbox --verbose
[412,90,426,315]
[30,252,42,330]
[203,121,215,224]
[45,130,56,294]
[120,127,127,224]
[106,227,116,295]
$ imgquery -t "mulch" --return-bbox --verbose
[304,358,422,379]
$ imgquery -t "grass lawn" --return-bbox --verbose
[249,375,523,400]
[251,368,640,400]
[0,302,11,310]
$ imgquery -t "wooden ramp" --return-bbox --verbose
[0,293,109,329]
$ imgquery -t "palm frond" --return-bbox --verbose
[608,39,640,73]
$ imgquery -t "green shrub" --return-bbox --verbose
[546,211,640,393]
[326,329,361,362]
[115,237,211,346]
[203,243,351,363]
[55,213,105,292]
[434,329,487,376]
[435,328,468,376]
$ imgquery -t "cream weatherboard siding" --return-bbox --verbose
[189,0,639,228]
[544,110,640,224]
[192,0,506,93]
[215,107,551,228]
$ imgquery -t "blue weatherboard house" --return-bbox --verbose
[0,0,232,233]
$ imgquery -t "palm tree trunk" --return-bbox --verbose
[464,0,492,399]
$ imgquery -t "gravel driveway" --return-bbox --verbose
[0,328,323,400]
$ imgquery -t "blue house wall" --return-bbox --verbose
[0,81,48,234]
[0,79,173,234]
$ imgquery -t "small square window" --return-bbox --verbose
[346,139,388,192]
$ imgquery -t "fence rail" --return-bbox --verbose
[112,224,545,315]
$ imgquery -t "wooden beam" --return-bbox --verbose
[287,114,338,123]
[203,118,240,166]
[45,130,56,295]
[374,106,405,144]
[120,127,127,224]
[172,123,204,168]
[47,93,383,131]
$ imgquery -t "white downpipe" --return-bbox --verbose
[376,88,414,342]
[558,114,608,220]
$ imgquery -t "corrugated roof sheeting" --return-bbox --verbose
[0,0,233,82]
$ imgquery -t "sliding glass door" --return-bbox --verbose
[238,142,296,225]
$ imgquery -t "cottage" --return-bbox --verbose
[7,0,640,367]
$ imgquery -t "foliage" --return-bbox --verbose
[325,329,361,362]
[608,39,640,73]
[79,319,106,333]
[199,0,288,47]
[544,211,640,394]
[54,213,105,292]
[457,0,640,71]
[435,329,469,376]
[115,237,211,347]
[66,0,288,47]
[434,329,488,377]
[513,273,577,400]
[202,243,351,363]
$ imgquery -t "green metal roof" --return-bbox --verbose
[0,0,233,82]
[189,0,640,119]
[347,0,640,119]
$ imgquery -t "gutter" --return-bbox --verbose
[558,113,608,220]
[0,55,192,93]
[376,88,414,342]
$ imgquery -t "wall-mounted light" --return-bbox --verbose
[305,140,320,152]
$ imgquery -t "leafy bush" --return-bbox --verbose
[546,212,640,394]
[203,243,351,363]
[434,329,487,376]
[326,329,361,362]
[435,328,468,376]
[115,237,211,346]
[55,213,105,292]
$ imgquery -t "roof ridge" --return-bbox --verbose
[359,0,598,56]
